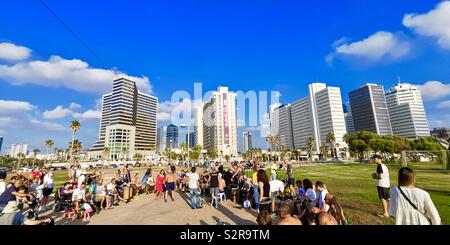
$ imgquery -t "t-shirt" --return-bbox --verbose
[0,181,6,196]
[106,183,116,194]
[317,189,329,209]
[286,163,293,177]
[0,212,25,225]
[389,186,441,225]
[305,188,316,202]
[252,172,258,185]
[44,173,54,189]
[210,172,219,188]
[72,188,86,201]
[269,179,284,193]
[186,172,199,189]
[376,164,390,188]
[0,186,17,205]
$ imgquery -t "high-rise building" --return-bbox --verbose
[166,124,179,149]
[349,83,393,136]
[270,104,294,150]
[386,83,430,138]
[9,144,28,157]
[242,131,253,152]
[194,106,204,149]
[156,126,167,153]
[270,83,347,157]
[0,136,3,154]
[200,86,238,156]
[89,78,158,160]
[185,132,195,148]
[343,102,355,134]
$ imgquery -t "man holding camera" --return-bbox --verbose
[372,155,390,218]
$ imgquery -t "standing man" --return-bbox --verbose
[186,167,202,209]
[372,155,390,217]
[285,160,295,197]
[270,161,278,181]
[209,167,220,208]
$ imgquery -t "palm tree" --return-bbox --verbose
[326,132,336,159]
[121,147,129,163]
[266,135,280,152]
[320,145,329,160]
[16,153,26,170]
[69,120,81,164]
[32,149,40,166]
[307,137,316,162]
[45,140,54,165]
[180,142,188,162]
[102,147,110,163]
[133,152,143,162]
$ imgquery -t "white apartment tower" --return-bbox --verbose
[156,126,167,153]
[270,104,294,150]
[200,87,238,156]
[290,83,347,155]
[193,106,204,149]
[89,78,158,160]
[385,83,430,138]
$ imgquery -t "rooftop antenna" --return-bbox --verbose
[397,74,402,84]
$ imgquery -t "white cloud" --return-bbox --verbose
[69,102,82,110]
[43,105,72,119]
[29,119,66,132]
[417,81,450,101]
[0,115,66,132]
[328,31,411,64]
[0,100,36,113]
[436,100,450,109]
[157,100,192,123]
[73,109,101,121]
[0,51,152,94]
[0,42,31,62]
[403,1,450,49]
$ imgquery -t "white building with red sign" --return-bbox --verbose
[199,86,238,157]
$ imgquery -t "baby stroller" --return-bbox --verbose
[54,186,73,212]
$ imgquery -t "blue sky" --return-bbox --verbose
[1,0,450,153]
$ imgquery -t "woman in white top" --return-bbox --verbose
[389,167,441,225]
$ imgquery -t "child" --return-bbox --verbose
[81,202,93,222]
[296,179,305,199]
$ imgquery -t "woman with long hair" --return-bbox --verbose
[257,169,272,213]
[324,193,347,225]
[155,169,166,200]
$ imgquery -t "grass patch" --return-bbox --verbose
[272,163,449,225]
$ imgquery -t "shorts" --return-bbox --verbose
[166,182,176,191]
[43,187,53,197]
[210,187,219,197]
[271,191,279,200]
[287,177,295,186]
[377,186,390,200]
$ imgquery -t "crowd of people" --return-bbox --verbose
[0,156,442,225]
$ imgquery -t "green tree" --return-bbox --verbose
[69,120,81,164]
[44,140,54,165]
[207,149,218,160]
[102,147,110,162]
[326,132,336,158]
[32,149,40,166]
[307,137,316,162]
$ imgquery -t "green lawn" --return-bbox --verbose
[49,163,449,225]
[273,162,449,225]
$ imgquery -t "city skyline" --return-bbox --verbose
[1,1,450,153]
